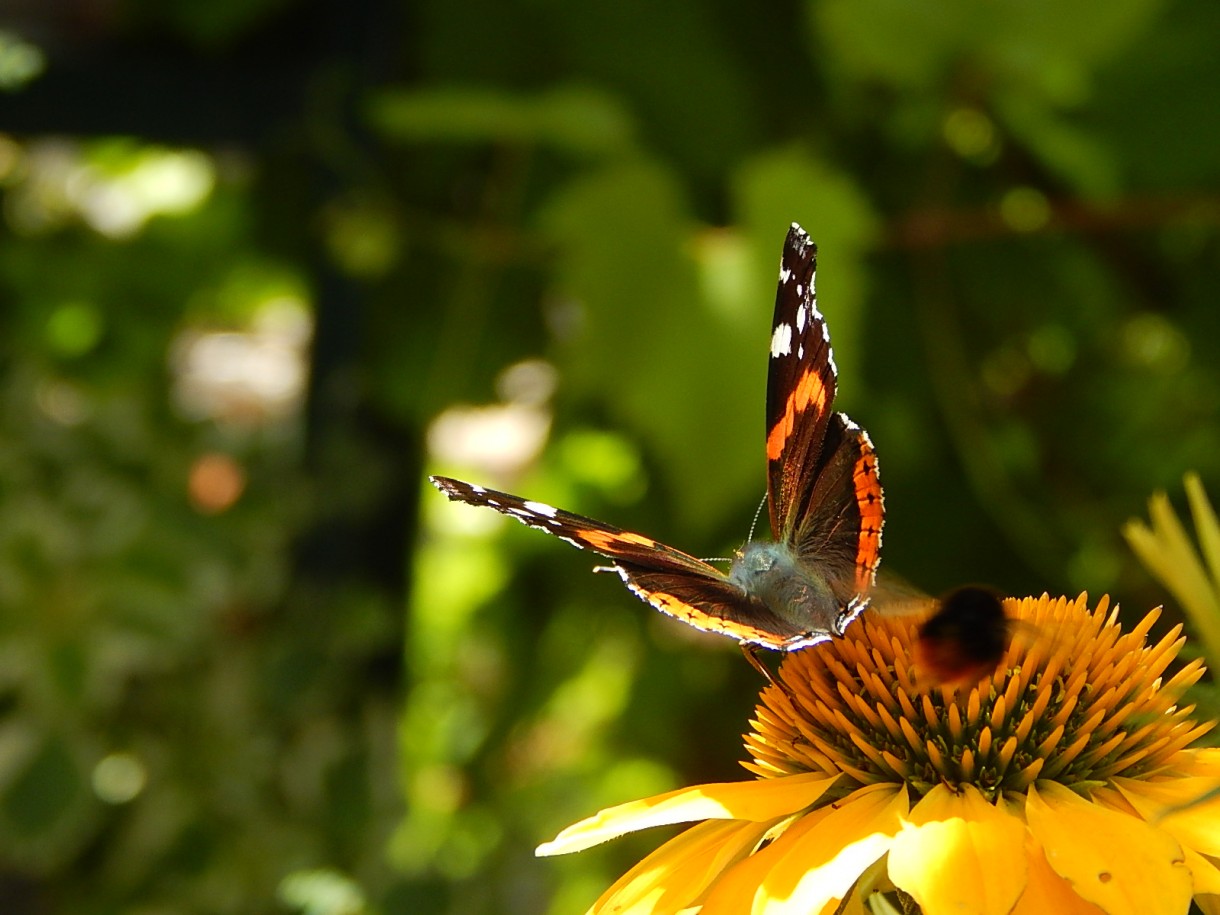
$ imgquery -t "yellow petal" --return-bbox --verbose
[1171,747,1220,778]
[537,772,839,856]
[1025,781,1192,915]
[1012,839,1107,915]
[1112,775,1220,857]
[887,784,1027,915]
[835,888,868,915]
[700,784,908,915]
[835,857,889,915]
[1182,846,1220,896]
[589,819,771,915]
[1186,474,1220,580]
[1198,894,1220,915]
[695,803,834,915]
[1125,486,1220,664]
[1185,472,1220,667]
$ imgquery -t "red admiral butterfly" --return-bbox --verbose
[430,223,883,650]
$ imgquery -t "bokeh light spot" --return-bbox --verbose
[0,31,45,91]
[45,301,103,357]
[188,452,247,514]
[92,753,147,804]
[999,187,1052,233]
[943,108,999,163]
[1121,313,1190,372]
[278,868,366,915]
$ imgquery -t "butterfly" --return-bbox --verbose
[913,586,1013,686]
[430,223,883,650]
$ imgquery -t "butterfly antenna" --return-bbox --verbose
[700,493,768,566]
[746,492,767,544]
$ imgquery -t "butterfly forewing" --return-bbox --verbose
[765,224,839,541]
[430,476,727,578]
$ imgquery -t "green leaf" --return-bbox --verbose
[368,84,637,156]
[0,728,96,868]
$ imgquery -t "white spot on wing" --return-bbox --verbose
[783,631,833,650]
[796,304,807,332]
[779,266,792,284]
[770,323,793,358]
[523,500,559,517]
[470,484,486,494]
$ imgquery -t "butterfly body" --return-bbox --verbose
[431,224,883,651]
[728,542,848,637]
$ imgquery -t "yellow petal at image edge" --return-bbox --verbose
[1109,777,1220,895]
[1185,472,1220,585]
[537,771,840,856]
[589,818,773,915]
[1170,747,1220,778]
[887,784,1027,915]
[1025,781,1192,915]
[1182,847,1220,897]
[1112,775,1220,857]
[698,783,908,915]
[1125,488,1220,662]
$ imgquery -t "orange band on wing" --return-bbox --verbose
[579,529,656,552]
[852,448,883,593]
[766,368,829,461]
[646,590,783,646]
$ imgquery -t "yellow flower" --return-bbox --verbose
[538,594,1220,914]
[1124,472,1220,672]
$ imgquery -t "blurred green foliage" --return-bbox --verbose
[1,0,1219,912]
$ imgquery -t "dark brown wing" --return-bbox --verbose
[430,475,719,577]
[765,224,839,540]
[791,413,883,609]
[604,562,836,650]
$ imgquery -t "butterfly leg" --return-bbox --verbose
[740,643,798,700]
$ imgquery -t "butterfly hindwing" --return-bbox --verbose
[792,413,883,610]
[605,562,813,647]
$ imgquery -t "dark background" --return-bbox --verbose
[1,0,1218,912]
